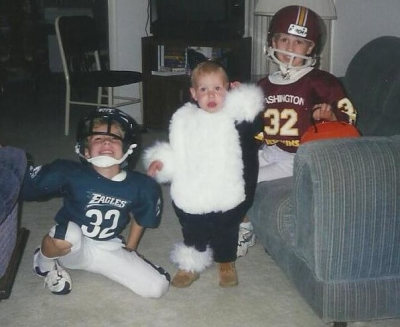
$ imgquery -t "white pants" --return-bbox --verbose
[50,222,170,298]
[257,145,295,182]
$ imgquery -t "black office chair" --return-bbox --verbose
[55,15,142,136]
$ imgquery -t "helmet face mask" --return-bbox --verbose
[267,39,316,76]
[75,108,141,168]
[267,5,322,76]
[81,118,125,152]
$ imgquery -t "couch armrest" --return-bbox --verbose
[0,146,27,224]
[294,136,400,281]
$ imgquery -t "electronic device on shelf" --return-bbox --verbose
[149,0,245,40]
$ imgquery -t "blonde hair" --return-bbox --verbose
[191,61,229,88]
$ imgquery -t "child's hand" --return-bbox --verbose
[312,103,337,121]
[230,81,241,89]
[147,160,163,177]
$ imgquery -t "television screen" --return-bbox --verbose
[150,0,244,40]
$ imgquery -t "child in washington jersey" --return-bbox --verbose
[144,61,264,288]
[237,5,358,257]
[22,108,170,297]
[257,5,357,181]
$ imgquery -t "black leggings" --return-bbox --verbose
[172,201,248,263]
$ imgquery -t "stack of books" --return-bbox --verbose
[153,45,187,76]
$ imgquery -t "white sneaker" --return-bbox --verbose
[44,262,72,295]
[237,222,256,257]
[33,248,72,295]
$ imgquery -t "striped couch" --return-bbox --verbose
[0,146,29,299]
[249,36,400,325]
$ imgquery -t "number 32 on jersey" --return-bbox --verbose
[264,108,298,136]
[82,209,120,239]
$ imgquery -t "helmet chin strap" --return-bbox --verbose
[76,144,137,168]
[267,47,316,79]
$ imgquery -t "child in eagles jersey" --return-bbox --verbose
[144,61,263,288]
[22,108,170,297]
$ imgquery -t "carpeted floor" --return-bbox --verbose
[1,74,399,327]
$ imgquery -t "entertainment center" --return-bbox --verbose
[141,0,251,129]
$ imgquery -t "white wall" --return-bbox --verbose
[108,0,148,123]
[331,0,400,76]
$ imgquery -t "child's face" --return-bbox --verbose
[190,72,228,113]
[84,123,124,160]
[272,33,315,67]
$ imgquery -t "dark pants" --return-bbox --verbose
[172,201,248,263]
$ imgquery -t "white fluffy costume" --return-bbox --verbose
[144,84,264,272]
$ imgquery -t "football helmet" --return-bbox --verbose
[75,107,141,168]
[267,5,322,76]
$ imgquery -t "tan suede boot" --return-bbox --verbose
[171,269,199,288]
[218,262,238,287]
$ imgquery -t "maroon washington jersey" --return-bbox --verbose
[257,68,356,152]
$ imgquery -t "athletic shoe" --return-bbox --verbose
[43,262,72,295]
[33,248,72,295]
[237,222,256,257]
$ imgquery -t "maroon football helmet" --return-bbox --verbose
[266,6,323,77]
[268,5,322,47]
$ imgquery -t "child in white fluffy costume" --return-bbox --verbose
[144,61,264,288]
